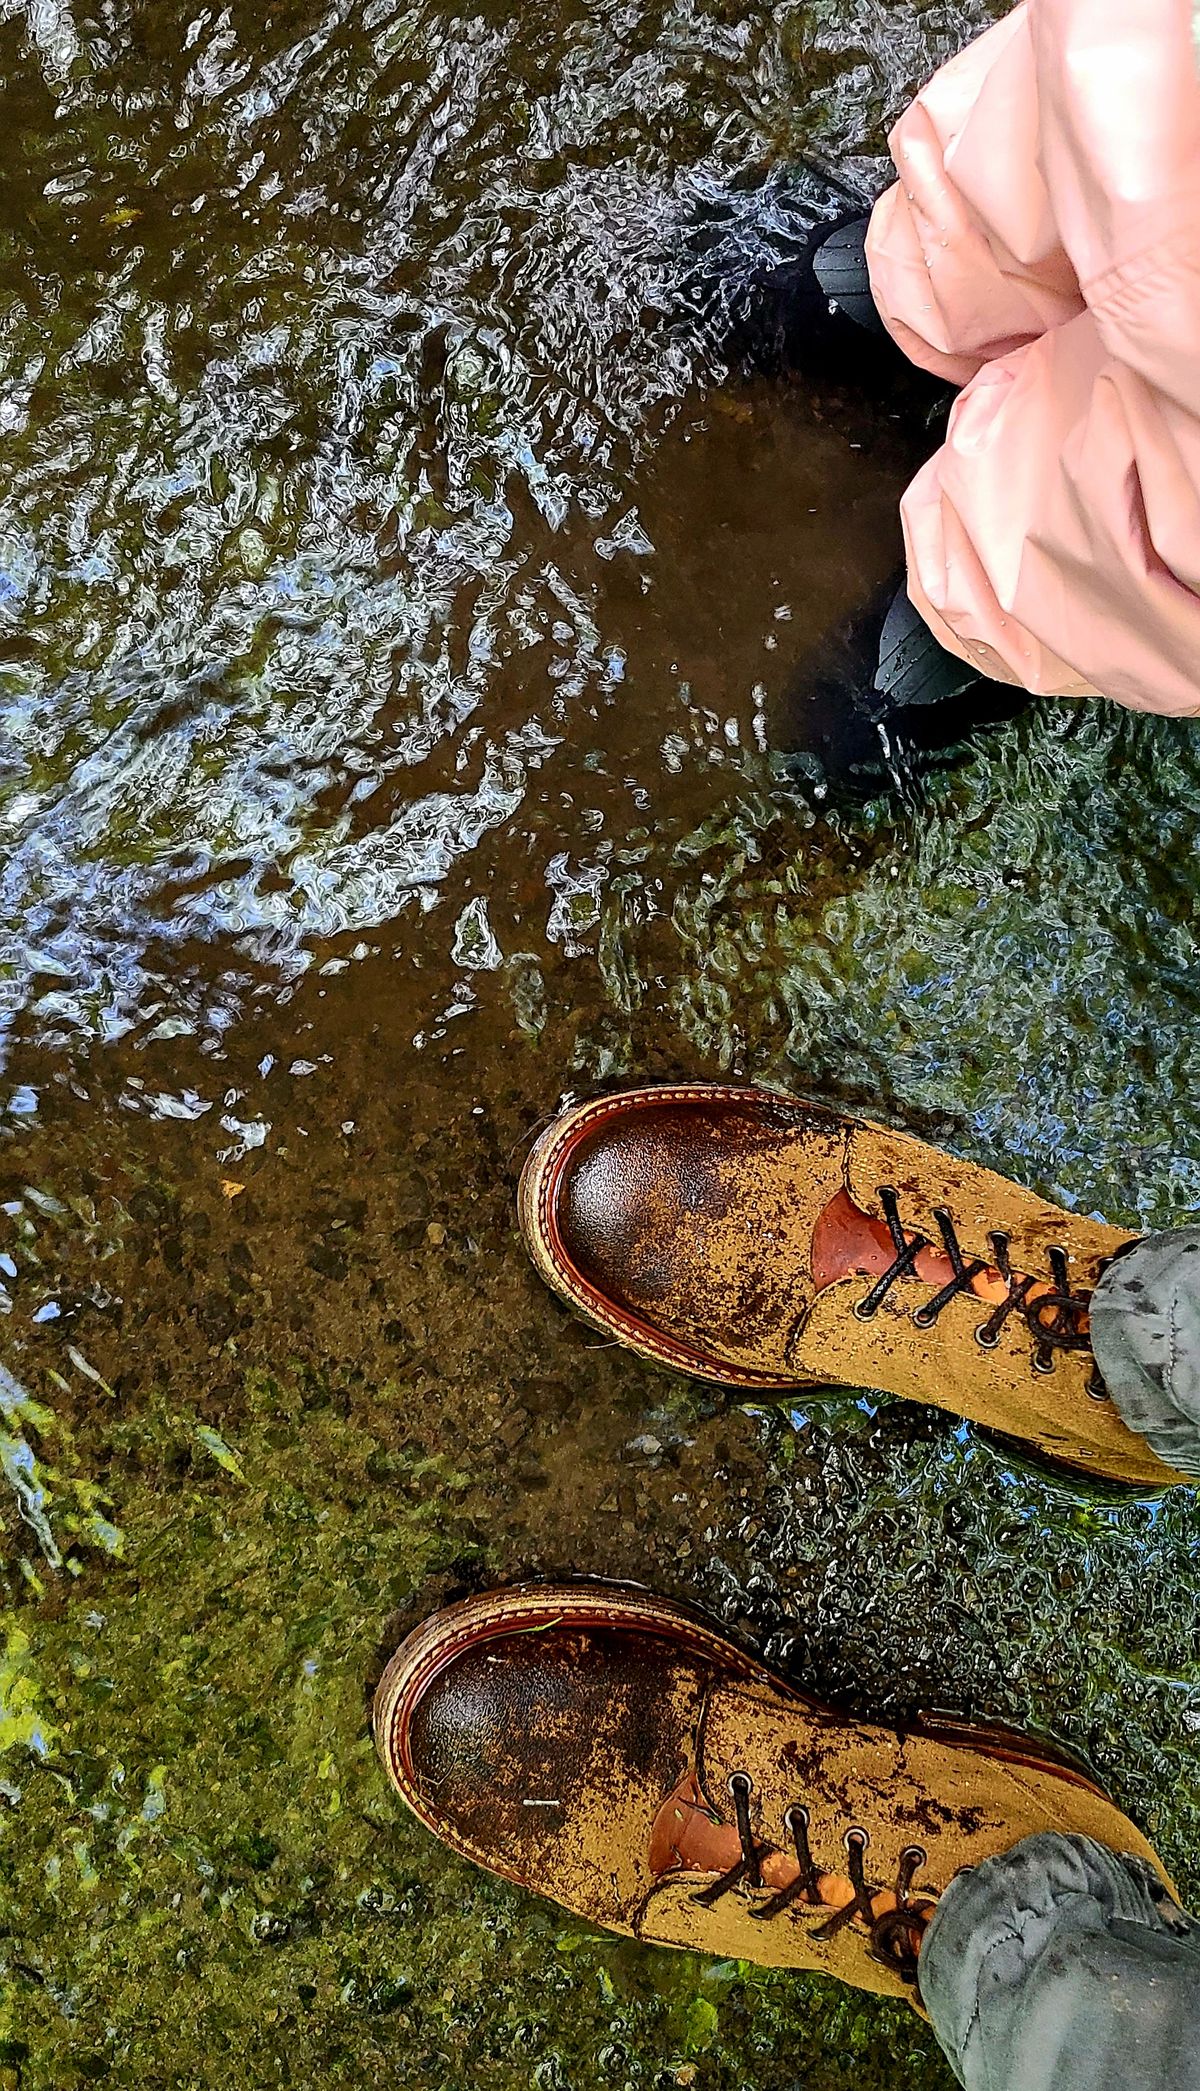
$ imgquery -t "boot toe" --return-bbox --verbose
[554,1100,722,1315]
[373,1589,716,1925]
[519,1087,842,1384]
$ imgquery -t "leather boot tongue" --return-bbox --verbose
[648,1769,743,1880]
[648,1765,829,1902]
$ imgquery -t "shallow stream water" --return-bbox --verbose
[4,0,1200,2085]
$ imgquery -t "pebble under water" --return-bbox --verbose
[2,0,1200,2086]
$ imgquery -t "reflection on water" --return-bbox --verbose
[3,0,1199,2087]
[0,0,970,1055]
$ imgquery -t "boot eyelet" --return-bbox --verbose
[783,1803,809,1835]
[900,1844,926,1869]
[728,1772,753,1799]
[856,1192,1091,1372]
[844,1826,869,1853]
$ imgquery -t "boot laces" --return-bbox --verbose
[693,1773,934,1986]
[853,1185,1109,1398]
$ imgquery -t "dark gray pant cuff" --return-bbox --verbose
[921,1833,1199,2090]
[1091,1230,1200,1478]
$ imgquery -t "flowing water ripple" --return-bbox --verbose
[0,0,1003,1053]
[5,3,1198,2088]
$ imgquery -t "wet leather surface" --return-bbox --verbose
[555,1092,844,1369]
[407,1623,708,1921]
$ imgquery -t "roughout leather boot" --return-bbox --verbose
[518,1084,1186,1489]
[374,1582,1173,2004]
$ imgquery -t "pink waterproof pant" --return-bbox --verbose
[866,0,1200,716]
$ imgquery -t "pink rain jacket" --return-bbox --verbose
[867,0,1200,715]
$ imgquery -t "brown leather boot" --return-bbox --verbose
[374,1582,1172,2004]
[518,1083,1185,1488]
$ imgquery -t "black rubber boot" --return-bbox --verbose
[811,216,887,337]
[873,584,983,713]
[715,193,933,398]
[681,167,950,423]
[770,577,1028,797]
